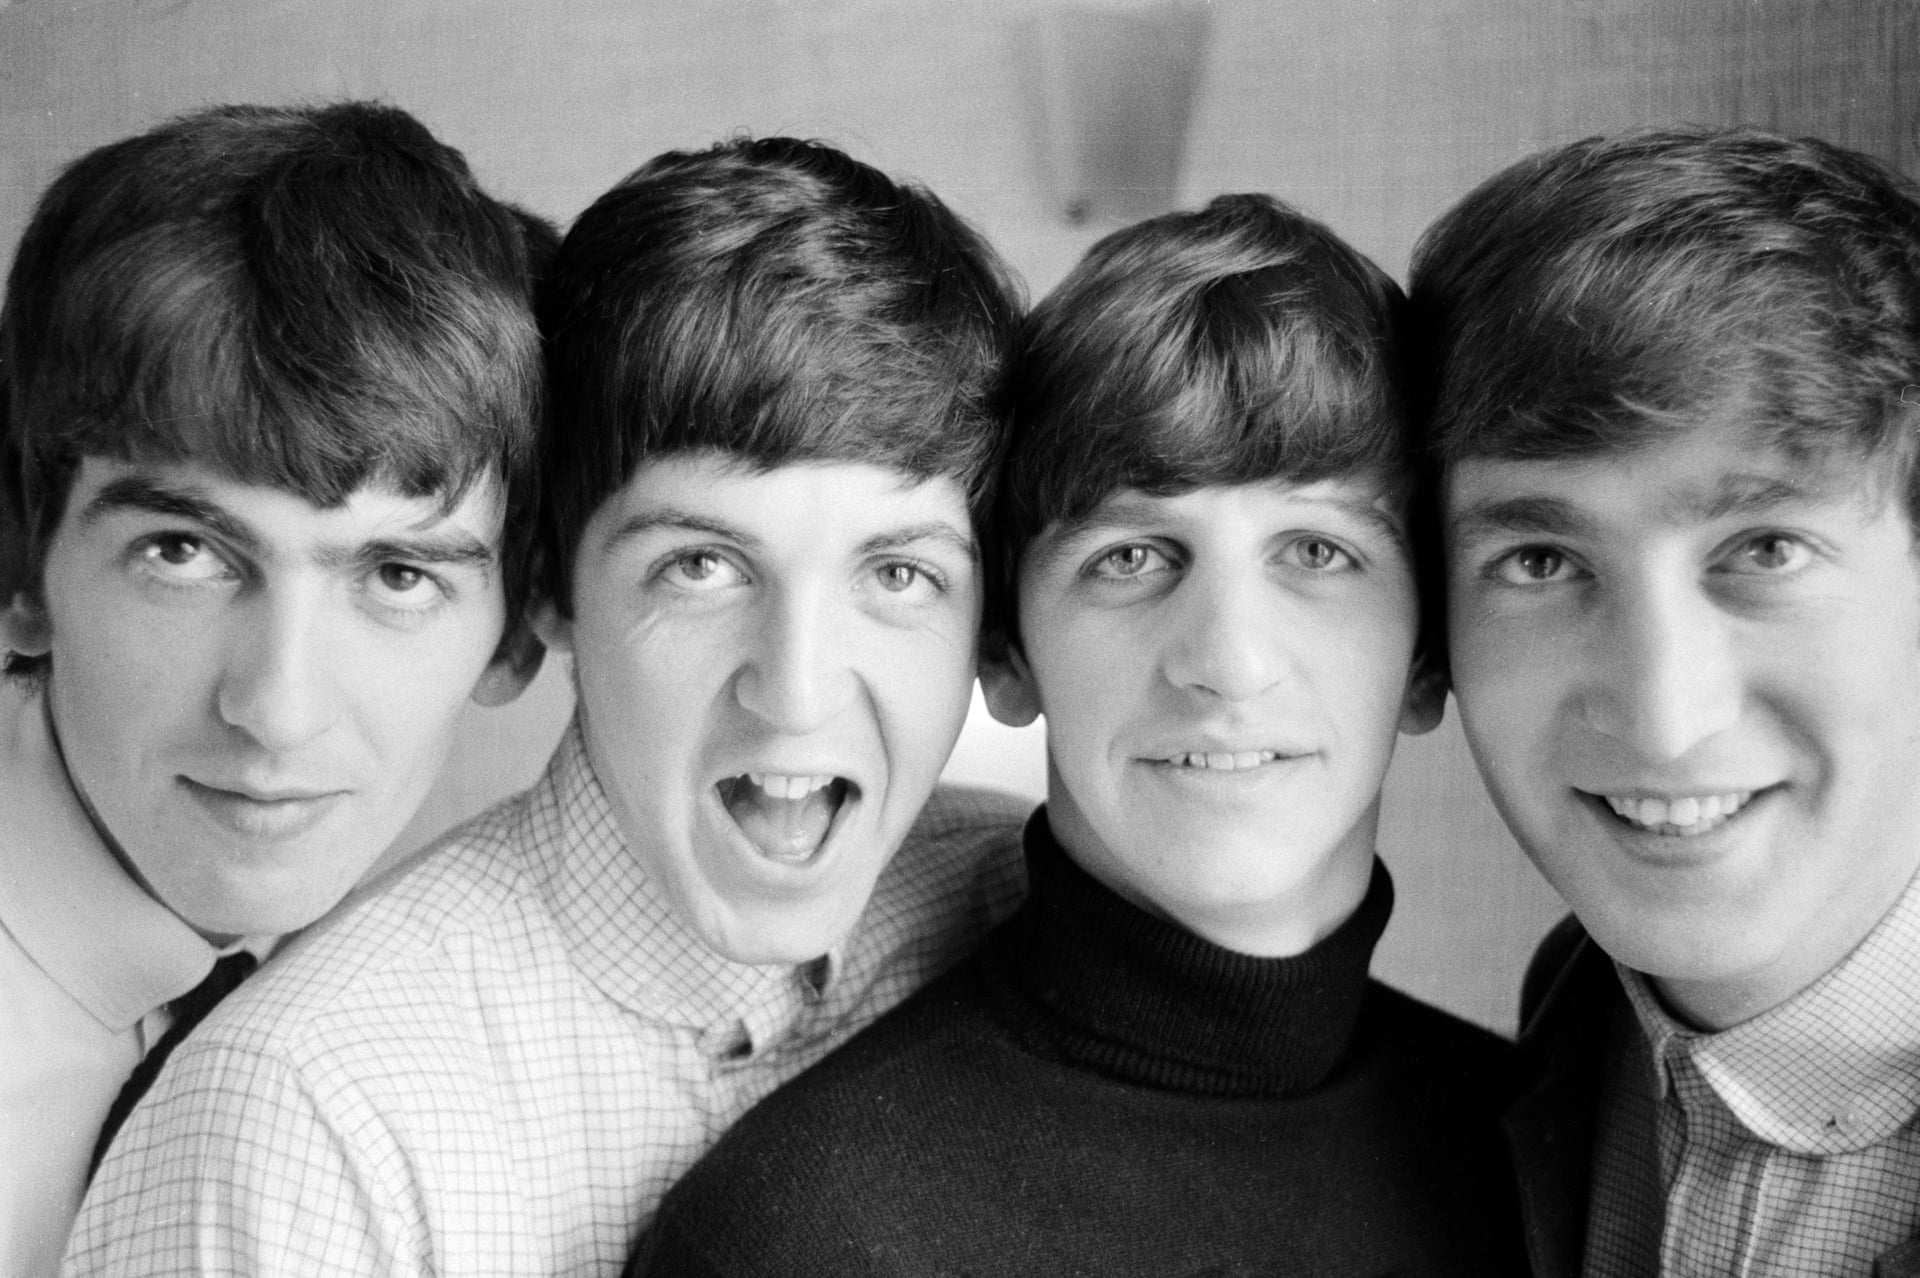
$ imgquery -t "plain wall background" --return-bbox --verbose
[3,0,1911,1032]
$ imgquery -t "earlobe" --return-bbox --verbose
[529,598,574,655]
[472,619,546,708]
[979,630,1041,728]
[0,591,50,658]
[1399,657,1448,736]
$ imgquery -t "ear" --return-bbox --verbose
[529,596,575,655]
[0,590,50,659]
[1398,649,1448,736]
[472,617,546,709]
[978,627,1040,728]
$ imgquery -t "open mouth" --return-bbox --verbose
[716,773,855,865]
[1598,790,1755,837]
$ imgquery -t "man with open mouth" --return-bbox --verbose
[72,135,1027,1277]
[0,102,549,1278]
[1416,128,1920,1277]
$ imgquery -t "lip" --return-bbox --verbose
[706,763,865,876]
[719,759,863,788]
[1137,732,1316,760]
[179,776,347,841]
[1574,783,1779,857]
[1134,749,1315,788]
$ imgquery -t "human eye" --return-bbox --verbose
[870,557,949,601]
[655,548,749,593]
[1716,530,1813,576]
[363,561,450,616]
[130,532,236,586]
[1484,543,1581,586]
[1084,542,1178,582]
[1278,534,1358,573]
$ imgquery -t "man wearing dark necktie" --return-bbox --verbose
[0,101,550,1277]
[88,949,257,1174]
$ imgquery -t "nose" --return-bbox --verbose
[733,583,854,733]
[1161,564,1291,702]
[216,588,343,751]
[1581,577,1742,763]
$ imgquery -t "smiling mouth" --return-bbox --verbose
[1159,750,1281,772]
[1598,790,1756,837]
[717,773,855,864]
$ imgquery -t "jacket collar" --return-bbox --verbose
[1502,916,1619,1278]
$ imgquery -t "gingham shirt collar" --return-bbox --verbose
[530,719,837,1059]
[0,683,214,1032]
[1618,866,1920,1156]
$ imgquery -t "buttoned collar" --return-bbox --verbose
[1619,866,1920,1155]
[0,682,216,1031]
[527,718,838,1061]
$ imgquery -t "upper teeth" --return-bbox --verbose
[1167,751,1278,772]
[746,773,835,800]
[1605,792,1752,832]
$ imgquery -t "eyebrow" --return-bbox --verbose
[1681,473,1812,522]
[858,520,978,563]
[1450,472,1818,545]
[602,509,976,562]
[81,474,497,573]
[1035,489,1408,570]
[1447,495,1590,546]
[317,534,497,575]
[80,476,260,553]
[602,509,764,557]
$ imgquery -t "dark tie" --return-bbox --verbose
[89,949,258,1176]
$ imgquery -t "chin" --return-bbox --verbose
[699,893,856,965]
[1579,896,1755,982]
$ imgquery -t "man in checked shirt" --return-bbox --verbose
[72,136,1028,1276]
[1411,126,1920,1277]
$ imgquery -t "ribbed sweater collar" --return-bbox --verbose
[993,809,1392,1098]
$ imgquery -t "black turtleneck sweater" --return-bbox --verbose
[639,813,1528,1277]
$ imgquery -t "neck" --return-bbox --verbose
[998,812,1393,1096]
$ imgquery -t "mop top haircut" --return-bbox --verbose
[537,135,1022,616]
[1408,126,1920,518]
[0,99,555,672]
[992,191,1416,641]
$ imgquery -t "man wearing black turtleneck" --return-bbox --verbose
[639,193,1528,1277]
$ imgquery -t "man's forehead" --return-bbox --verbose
[1444,434,1890,535]
[1048,474,1405,535]
[68,456,506,541]
[600,452,971,536]
[617,448,960,494]
[85,453,494,504]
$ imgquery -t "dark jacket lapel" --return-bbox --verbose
[1503,916,1621,1278]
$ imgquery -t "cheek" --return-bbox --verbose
[1451,612,1547,722]
[1031,655,1140,795]
[50,623,207,767]
[1307,596,1418,714]
[878,637,978,776]
[576,611,685,716]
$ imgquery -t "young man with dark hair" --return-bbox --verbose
[0,101,548,1276]
[642,193,1526,1277]
[1412,128,1920,1276]
[72,136,1027,1277]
